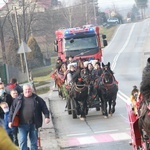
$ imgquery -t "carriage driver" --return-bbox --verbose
[66,65,76,85]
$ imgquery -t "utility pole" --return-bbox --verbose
[14,7,24,72]
[0,18,7,64]
[93,0,97,25]
[85,0,88,24]
[22,0,26,42]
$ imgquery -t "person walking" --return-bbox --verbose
[0,82,13,120]
[10,89,19,146]
[8,83,50,150]
[5,78,23,95]
[0,102,13,140]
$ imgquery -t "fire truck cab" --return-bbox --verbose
[54,24,107,62]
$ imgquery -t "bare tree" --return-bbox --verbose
[135,0,148,19]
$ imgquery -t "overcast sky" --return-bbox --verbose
[0,0,136,8]
[0,0,5,9]
[98,0,135,9]
[98,0,135,5]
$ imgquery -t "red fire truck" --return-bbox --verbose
[54,24,107,62]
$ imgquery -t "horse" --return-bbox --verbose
[138,57,150,141]
[102,62,114,75]
[138,97,150,145]
[69,61,89,120]
[98,68,118,118]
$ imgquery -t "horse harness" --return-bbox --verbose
[73,82,88,93]
[100,73,116,91]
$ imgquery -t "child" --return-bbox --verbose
[0,102,13,140]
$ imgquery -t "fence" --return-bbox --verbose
[0,64,7,84]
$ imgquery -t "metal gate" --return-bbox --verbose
[0,64,7,84]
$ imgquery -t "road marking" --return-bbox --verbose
[65,132,131,147]
[110,132,131,141]
[107,23,136,105]
[117,93,130,105]
[67,133,87,137]
[111,23,136,70]
[120,114,128,122]
[77,136,98,144]
[94,129,118,134]
[117,90,131,105]
[105,25,124,49]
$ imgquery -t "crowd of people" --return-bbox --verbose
[0,78,50,150]
[55,56,103,85]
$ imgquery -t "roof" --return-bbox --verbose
[0,0,52,13]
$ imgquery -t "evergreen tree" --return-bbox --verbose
[27,36,43,69]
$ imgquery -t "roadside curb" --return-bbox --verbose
[38,89,60,150]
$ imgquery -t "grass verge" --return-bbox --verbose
[36,86,50,95]
[100,25,118,41]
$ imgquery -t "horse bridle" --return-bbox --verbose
[74,83,87,93]
[101,72,115,89]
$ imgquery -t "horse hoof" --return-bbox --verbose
[104,116,108,119]
[80,117,86,121]
[109,113,112,117]
[77,115,80,118]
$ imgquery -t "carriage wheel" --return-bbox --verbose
[67,99,72,115]
[71,99,77,119]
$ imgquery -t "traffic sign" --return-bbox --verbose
[17,41,31,54]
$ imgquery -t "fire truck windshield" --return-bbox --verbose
[64,35,98,51]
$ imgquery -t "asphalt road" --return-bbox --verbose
[49,19,150,150]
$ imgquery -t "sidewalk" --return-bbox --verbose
[38,91,60,150]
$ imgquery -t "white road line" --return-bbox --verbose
[67,133,87,137]
[118,90,129,99]
[111,23,136,70]
[94,129,118,134]
[117,93,131,105]
[120,114,128,121]
[106,23,136,104]
[105,25,124,49]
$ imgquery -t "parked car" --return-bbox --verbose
[107,18,119,24]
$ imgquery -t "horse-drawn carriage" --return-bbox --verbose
[127,58,150,150]
[51,60,118,120]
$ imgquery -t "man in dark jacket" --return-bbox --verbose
[5,78,23,95]
[8,83,50,150]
